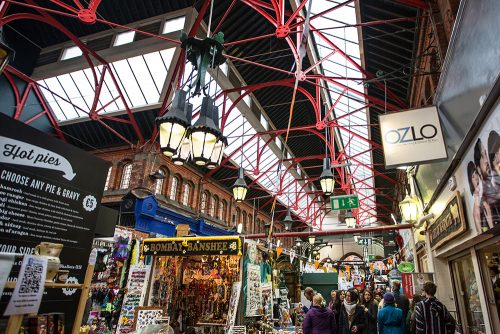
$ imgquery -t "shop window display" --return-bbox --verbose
[451,255,485,333]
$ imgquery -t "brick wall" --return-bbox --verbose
[93,147,293,247]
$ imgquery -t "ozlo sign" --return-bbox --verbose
[379,106,447,168]
[384,124,438,144]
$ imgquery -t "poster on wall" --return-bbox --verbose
[245,264,261,317]
[462,110,499,233]
[261,283,273,318]
[379,106,447,168]
[411,273,434,295]
[0,114,110,327]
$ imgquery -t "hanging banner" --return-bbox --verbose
[0,114,110,327]
[4,255,47,315]
[379,106,447,168]
[401,273,413,296]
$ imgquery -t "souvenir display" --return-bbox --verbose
[245,264,262,317]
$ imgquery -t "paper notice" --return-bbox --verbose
[4,255,47,315]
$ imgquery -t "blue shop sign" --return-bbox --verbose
[133,195,234,237]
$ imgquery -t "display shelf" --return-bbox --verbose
[4,281,84,289]
[196,322,226,327]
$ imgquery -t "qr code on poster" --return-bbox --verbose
[19,259,43,294]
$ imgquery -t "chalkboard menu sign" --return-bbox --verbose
[0,114,110,327]
[428,191,467,250]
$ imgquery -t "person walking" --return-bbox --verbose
[415,282,456,334]
[407,295,423,334]
[361,289,378,333]
[338,289,365,334]
[392,280,410,333]
[302,293,337,334]
[328,290,338,311]
[378,292,405,334]
[302,287,316,313]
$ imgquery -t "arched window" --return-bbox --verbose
[255,219,260,233]
[235,207,241,225]
[242,211,247,232]
[120,162,133,189]
[169,176,179,201]
[248,214,253,233]
[219,200,226,222]
[211,195,218,217]
[154,168,166,195]
[182,183,191,206]
[200,192,209,214]
[104,166,112,191]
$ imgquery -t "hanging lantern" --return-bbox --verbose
[0,27,14,74]
[283,209,293,231]
[157,89,191,157]
[295,238,302,248]
[232,167,248,202]
[206,104,227,169]
[171,102,193,165]
[399,193,419,223]
[190,96,221,166]
[345,210,356,228]
[319,157,335,195]
[308,234,316,245]
[172,136,191,165]
[237,222,243,234]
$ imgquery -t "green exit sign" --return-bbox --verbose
[330,195,359,210]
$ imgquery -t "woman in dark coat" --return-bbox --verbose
[303,294,337,334]
[361,289,378,333]
[338,289,366,334]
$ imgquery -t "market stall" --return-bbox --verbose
[140,236,243,333]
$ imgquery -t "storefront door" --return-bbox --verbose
[450,254,486,333]
[477,241,500,331]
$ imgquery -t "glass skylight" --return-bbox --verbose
[38,48,175,122]
[162,16,186,34]
[311,0,376,225]
[61,46,82,60]
[114,31,136,46]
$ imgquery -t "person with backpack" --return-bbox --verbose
[415,282,456,334]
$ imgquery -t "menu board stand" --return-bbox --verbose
[3,254,94,334]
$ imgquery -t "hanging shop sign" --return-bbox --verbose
[379,106,447,168]
[330,194,359,210]
[142,236,242,256]
[0,114,110,326]
[428,191,467,250]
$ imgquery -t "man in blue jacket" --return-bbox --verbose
[378,292,405,334]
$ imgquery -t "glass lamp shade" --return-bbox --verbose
[319,157,335,195]
[157,90,191,157]
[283,209,293,231]
[399,194,419,223]
[345,210,356,228]
[206,135,227,169]
[308,235,316,245]
[190,96,221,166]
[0,27,14,74]
[232,167,248,202]
[295,238,302,247]
[172,136,191,165]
